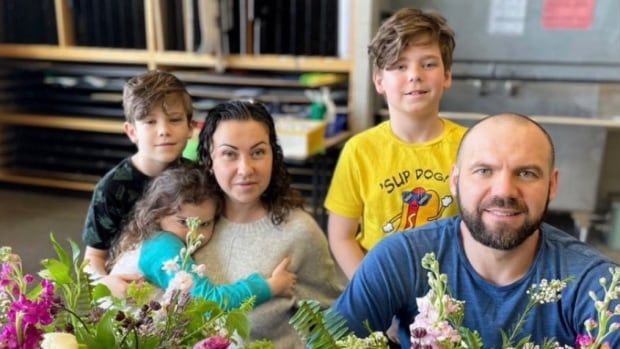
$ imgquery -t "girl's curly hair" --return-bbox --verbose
[108,164,221,270]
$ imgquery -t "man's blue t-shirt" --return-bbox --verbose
[333,216,619,348]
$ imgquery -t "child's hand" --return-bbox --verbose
[97,273,143,298]
[267,257,297,297]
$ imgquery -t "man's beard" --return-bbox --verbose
[457,186,549,250]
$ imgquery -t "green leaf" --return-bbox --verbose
[49,233,71,267]
[26,283,43,299]
[91,283,112,301]
[290,300,350,349]
[244,339,276,349]
[40,258,72,285]
[126,281,156,307]
[95,311,118,347]
[74,325,99,349]
[459,327,484,349]
[515,335,533,348]
[69,239,83,266]
[139,336,161,349]
[226,309,251,339]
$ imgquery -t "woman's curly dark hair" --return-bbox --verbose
[197,100,304,226]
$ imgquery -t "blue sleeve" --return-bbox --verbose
[138,232,272,309]
[332,233,416,339]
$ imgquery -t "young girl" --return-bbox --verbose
[108,164,296,309]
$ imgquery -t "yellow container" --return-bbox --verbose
[275,118,326,160]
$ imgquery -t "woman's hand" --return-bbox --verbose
[267,257,297,297]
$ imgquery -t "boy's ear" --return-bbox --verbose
[372,71,385,95]
[124,121,138,144]
[444,69,453,89]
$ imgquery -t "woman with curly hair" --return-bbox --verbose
[195,100,344,348]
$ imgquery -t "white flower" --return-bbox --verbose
[162,256,180,274]
[168,270,194,293]
[41,332,78,349]
[192,263,207,277]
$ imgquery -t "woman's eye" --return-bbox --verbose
[222,151,236,159]
[252,149,266,157]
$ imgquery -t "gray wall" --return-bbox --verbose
[385,0,620,212]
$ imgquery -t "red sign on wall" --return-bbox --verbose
[542,0,596,30]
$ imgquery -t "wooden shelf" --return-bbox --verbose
[154,52,352,72]
[0,44,150,64]
[0,169,96,191]
[0,44,352,72]
[0,113,124,133]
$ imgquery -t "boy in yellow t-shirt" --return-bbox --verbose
[325,8,467,280]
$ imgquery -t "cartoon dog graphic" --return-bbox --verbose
[383,187,453,234]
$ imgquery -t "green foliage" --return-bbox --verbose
[33,234,268,348]
[290,300,352,349]
[458,327,483,349]
[244,339,276,349]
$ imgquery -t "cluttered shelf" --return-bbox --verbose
[0,112,124,134]
[0,111,350,193]
[0,44,352,72]
[154,52,352,72]
[0,45,151,64]
[0,169,97,192]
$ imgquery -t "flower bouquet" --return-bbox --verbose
[408,253,620,349]
[0,218,275,349]
[289,252,620,349]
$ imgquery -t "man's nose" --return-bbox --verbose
[491,171,518,197]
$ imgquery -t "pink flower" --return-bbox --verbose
[575,334,594,348]
[193,335,231,349]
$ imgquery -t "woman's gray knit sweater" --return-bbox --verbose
[193,208,345,348]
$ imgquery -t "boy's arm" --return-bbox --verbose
[84,246,142,298]
[139,233,272,310]
[327,212,365,280]
[84,247,108,276]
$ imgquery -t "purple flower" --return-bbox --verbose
[193,335,231,349]
[575,334,594,348]
[0,279,56,349]
[1,262,15,287]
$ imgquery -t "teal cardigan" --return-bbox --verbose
[138,231,272,309]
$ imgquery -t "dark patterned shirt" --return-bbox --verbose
[82,157,150,250]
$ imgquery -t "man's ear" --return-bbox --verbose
[373,71,385,95]
[449,165,459,197]
[548,168,559,201]
[124,122,138,144]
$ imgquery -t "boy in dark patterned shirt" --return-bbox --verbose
[82,70,194,297]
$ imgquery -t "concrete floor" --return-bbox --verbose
[0,186,90,274]
[1,186,619,276]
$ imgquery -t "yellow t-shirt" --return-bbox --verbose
[324,118,467,251]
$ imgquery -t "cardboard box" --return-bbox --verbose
[275,118,326,159]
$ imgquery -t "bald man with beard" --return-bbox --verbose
[332,113,619,348]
